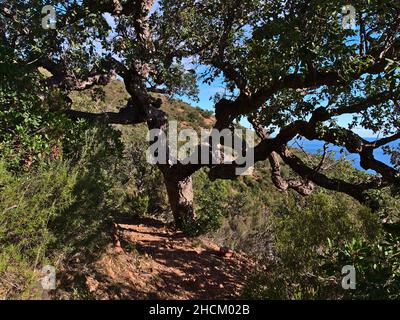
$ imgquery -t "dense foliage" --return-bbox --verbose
[1,0,399,300]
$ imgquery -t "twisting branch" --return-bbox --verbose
[37,56,127,91]
[65,100,147,125]
[268,151,315,196]
[278,146,386,210]
[297,125,399,183]
[248,116,315,196]
[371,132,400,149]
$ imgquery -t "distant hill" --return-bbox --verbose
[70,80,216,131]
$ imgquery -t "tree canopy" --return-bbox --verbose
[1,0,399,228]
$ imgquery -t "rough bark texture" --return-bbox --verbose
[164,174,195,229]
[268,151,315,196]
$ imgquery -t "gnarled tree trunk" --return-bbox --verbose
[163,173,195,229]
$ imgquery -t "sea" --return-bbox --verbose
[290,138,399,173]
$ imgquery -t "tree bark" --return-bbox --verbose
[163,173,195,229]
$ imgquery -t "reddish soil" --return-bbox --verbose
[70,218,256,300]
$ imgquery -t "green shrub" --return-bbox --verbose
[0,159,76,299]
[242,190,382,300]
[320,234,400,299]
[0,125,124,299]
[183,169,230,236]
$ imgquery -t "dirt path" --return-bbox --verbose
[78,218,256,300]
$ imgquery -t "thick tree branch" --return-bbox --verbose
[66,101,146,125]
[278,146,385,210]
[248,114,315,196]
[268,151,315,196]
[297,125,399,182]
[38,56,126,91]
[372,132,400,149]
